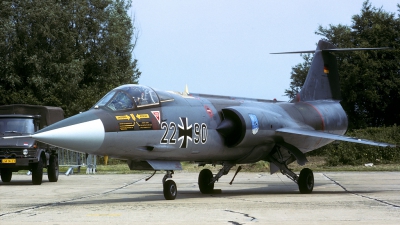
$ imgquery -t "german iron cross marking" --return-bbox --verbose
[178,117,192,148]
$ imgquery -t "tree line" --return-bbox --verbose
[285,1,400,129]
[1,1,399,130]
[0,0,140,117]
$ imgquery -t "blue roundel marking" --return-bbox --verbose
[249,114,259,135]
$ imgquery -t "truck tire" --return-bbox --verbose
[48,155,59,182]
[1,169,12,182]
[32,156,44,185]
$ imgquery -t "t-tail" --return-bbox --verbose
[272,40,389,102]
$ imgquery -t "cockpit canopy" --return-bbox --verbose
[92,85,160,111]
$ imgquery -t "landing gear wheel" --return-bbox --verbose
[163,180,177,200]
[298,168,314,194]
[32,156,44,185]
[1,169,12,182]
[48,155,59,182]
[198,169,214,194]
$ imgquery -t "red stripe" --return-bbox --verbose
[302,102,325,131]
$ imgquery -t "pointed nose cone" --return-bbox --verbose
[33,112,105,153]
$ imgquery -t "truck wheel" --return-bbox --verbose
[48,155,59,182]
[32,156,44,185]
[1,169,12,182]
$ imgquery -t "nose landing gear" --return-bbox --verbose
[162,170,177,200]
[163,179,177,200]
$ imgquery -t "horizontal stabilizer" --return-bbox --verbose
[276,128,396,147]
[271,47,390,54]
[271,50,315,54]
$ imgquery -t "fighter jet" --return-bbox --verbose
[4,40,396,200]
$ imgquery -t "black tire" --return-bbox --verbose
[32,156,44,185]
[298,168,314,194]
[1,169,12,182]
[163,180,177,200]
[198,169,214,194]
[48,155,59,182]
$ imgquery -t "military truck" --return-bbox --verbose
[0,104,64,184]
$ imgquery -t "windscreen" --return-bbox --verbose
[93,91,116,108]
[0,118,35,135]
[92,85,160,111]
[119,85,160,107]
[106,91,134,111]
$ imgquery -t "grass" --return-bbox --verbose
[12,156,400,175]
[287,156,400,172]
[50,156,400,175]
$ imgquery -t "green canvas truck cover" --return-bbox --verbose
[0,104,64,128]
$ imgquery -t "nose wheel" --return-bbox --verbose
[163,180,177,200]
[162,170,177,200]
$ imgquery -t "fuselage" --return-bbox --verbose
[34,84,348,165]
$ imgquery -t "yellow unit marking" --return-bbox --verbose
[138,121,152,130]
[119,122,135,131]
[136,114,149,119]
[115,115,130,120]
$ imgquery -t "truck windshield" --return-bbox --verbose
[0,118,35,135]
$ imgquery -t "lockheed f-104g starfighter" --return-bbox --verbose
[3,40,396,200]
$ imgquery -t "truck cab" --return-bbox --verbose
[0,105,64,184]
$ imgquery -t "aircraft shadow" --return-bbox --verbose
[54,185,380,206]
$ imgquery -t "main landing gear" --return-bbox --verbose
[198,163,242,194]
[269,156,314,194]
[281,166,314,194]
[298,168,314,194]
[198,169,214,194]
[197,162,314,195]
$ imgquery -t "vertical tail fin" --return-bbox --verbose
[272,40,388,102]
[299,40,341,101]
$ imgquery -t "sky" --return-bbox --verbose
[129,0,398,102]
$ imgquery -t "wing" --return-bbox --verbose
[276,128,396,148]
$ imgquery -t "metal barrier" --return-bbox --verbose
[57,149,96,175]
[85,154,96,174]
